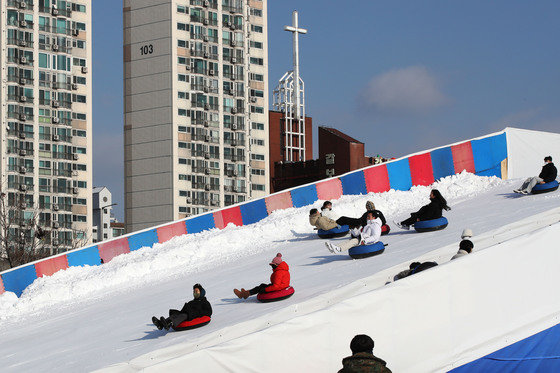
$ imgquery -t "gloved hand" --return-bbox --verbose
[336,225,341,229]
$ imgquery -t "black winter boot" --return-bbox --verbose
[160,316,172,330]
[152,316,163,330]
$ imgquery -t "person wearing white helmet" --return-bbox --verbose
[461,228,473,240]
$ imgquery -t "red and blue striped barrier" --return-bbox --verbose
[0,132,508,297]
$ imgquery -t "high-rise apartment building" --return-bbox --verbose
[0,0,92,254]
[124,0,269,233]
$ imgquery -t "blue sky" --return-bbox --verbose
[93,1,560,220]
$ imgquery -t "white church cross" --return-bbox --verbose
[284,11,307,119]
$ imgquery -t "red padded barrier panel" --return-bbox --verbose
[265,192,293,214]
[364,165,391,193]
[157,221,187,243]
[35,255,69,277]
[316,178,343,200]
[98,237,130,264]
[452,142,476,173]
[0,276,4,295]
[409,153,435,186]
[213,207,243,229]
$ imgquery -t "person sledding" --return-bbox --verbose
[325,210,382,253]
[152,283,212,331]
[395,189,450,230]
[234,253,290,299]
[320,200,387,230]
[514,156,557,194]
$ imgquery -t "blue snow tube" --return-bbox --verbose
[348,241,385,259]
[318,225,349,239]
[414,217,448,233]
[532,180,559,194]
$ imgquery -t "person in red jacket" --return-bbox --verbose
[234,253,290,299]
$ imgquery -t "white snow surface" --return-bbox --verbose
[0,172,559,372]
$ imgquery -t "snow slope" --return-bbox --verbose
[0,173,559,372]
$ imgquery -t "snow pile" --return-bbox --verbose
[0,172,504,321]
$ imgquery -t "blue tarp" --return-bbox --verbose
[185,213,215,234]
[1,265,38,297]
[127,229,159,251]
[290,185,318,208]
[451,323,560,372]
[430,147,456,181]
[239,199,268,225]
[387,159,412,191]
[340,172,367,195]
[66,246,101,267]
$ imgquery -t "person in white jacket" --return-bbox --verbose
[325,211,382,253]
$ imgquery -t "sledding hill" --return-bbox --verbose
[0,173,559,372]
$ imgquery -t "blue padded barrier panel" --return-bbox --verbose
[340,171,367,196]
[1,265,38,297]
[185,213,216,234]
[476,164,502,178]
[430,147,455,180]
[471,133,507,175]
[290,184,318,208]
[127,229,159,251]
[387,159,413,191]
[451,322,560,372]
[66,246,101,267]
[239,199,269,225]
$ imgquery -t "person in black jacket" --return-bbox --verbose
[152,283,212,331]
[514,156,557,194]
[395,189,450,230]
[333,200,387,229]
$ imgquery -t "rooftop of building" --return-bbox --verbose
[319,126,363,144]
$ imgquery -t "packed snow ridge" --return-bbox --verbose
[0,171,504,321]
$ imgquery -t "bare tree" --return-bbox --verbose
[0,191,90,270]
[0,191,50,269]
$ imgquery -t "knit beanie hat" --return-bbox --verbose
[366,201,375,211]
[461,228,473,239]
[193,283,206,298]
[270,253,283,266]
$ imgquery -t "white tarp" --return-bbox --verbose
[103,209,560,373]
[505,127,560,179]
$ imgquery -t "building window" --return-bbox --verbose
[178,39,188,48]
[251,122,264,130]
[251,153,265,161]
[250,73,264,81]
[179,158,187,164]
[250,57,263,66]
[177,5,187,13]
[250,9,262,17]
[104,223,108,228]
[251,106,264,114]
[250,138,264,146]
[179,174,188,180]
[177,23,187,31]
[178,126,187,132]
[178,108,187,116]
[249,41,263,49]
[178,74,187,82]
[178,91,189,99]
[252,184,265,191]
[251,169,265,176]
[250,25,263,33]
[250,89,264,98]
[178,142,187,148]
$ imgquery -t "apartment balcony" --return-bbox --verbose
[190,0,217,9]
[223,72,244,81]
[7,130,34,139]
[7,74,34,85]
[7,38,34,48]
[7,0,34,10]
[7,148,34,156]
[222,5,243,14]
[224,153,245,162]
[6,164,34,173]
[225,138,245,147]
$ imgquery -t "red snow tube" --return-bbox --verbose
[257,286,295,303]
[172,316,211,331]
[381,224,390,235]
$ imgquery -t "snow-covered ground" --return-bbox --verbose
[0,173,559,372]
